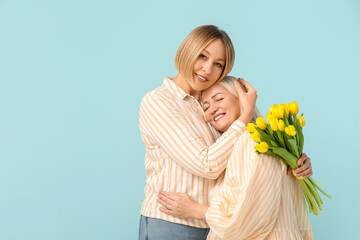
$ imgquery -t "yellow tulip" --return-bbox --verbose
[267,113,277,123]
[266,113,273,123]
[281,103,290,117]
[256,117,267,130]
[257,142,269,153]
[269,104,278,114]
[278,120,285,131]
[275,104,285,119]
[269,120,278,131]
[289,101,299,116]
[246,123,257,133]
[251,131,261,143]
[298,115,306,127]
[285,125,296,136]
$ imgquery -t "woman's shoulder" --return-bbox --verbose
[141,85,173,105]
[236,131,255,150]
[229,131,255,162]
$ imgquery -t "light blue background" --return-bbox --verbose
[1,0,359,239]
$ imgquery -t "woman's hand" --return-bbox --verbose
[287,153,313,179]
[157,192,209,220]
[234,78,258,125]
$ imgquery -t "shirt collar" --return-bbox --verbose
[163,77,191,100]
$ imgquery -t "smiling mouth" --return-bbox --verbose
[214,114,225,121]
[196,74,208,82]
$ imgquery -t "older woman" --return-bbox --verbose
[157,76,314,240]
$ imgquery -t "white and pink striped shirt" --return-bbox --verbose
[139,77,246,228]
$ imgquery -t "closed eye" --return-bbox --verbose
[203,103,210,112]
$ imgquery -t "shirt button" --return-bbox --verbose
[209,168,213,172]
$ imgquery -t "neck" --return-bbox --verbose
[173,73,201,101]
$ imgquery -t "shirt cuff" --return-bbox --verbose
[228,120,246,134]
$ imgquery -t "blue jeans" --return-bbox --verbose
[139,215,209,240]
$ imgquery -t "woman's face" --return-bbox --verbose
[202,84,240,132]
[187,39,226,93]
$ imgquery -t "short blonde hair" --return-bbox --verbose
[175,25,235,82]
[217,76,262,124]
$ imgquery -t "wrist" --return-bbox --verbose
[239,111,253,125]
[193,204,209,220]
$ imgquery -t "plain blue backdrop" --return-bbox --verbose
[1,0,359,239]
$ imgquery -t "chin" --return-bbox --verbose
[223,124,233,132]
[216,125,228,133]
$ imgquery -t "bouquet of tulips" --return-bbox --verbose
[246,101,331,215]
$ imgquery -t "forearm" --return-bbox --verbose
[192,204,209,221]
[141,95,247,179]
[157,191,210,220]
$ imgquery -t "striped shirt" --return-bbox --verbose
[139,77,246,228]
[206,132,314,240]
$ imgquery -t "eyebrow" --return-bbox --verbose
[202,50,225,62]
[203,93,222,105]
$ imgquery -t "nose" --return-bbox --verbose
[202,61,213,75]
[209,104,219,116]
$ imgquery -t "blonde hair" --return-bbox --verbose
[216,76,262,124]
[175,25,235,82]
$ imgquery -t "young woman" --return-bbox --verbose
[157,76,314,240]
[139,25,312,239]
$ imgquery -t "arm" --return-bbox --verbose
[157,192,209,220]
[157,153,311,222]
[139,79,257,179]
[140,93,246,179]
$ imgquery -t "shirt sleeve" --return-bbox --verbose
[205,133,286,240]
[139,92,246,179]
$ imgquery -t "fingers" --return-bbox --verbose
[294,156,313,179]
[295,154,310,174]
[296,168,312,179]
[157,193,175,210]
[159,191,176,201]
[159,207,174,216]
[297,153,308,166]
[233,78,257,99]
[234,81,245,98]
[294,159,309,174]
[238,78,256,92]
[294,162,312,178]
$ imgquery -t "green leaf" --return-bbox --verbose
[283,133,298,158]
[271,147,298,168]
[288,139,300,159]
[276,131,286,148]
[257,128,279,147]
[283,112,289,126]
[309,177,332,199]
[293,115,300,147]
[263,149,278,158]
[298,127,304,154]
[288,113,293,125]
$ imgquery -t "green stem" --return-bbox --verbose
[305,178,323,210]
[299,180,313,213]
[300,179,320,215]
[309,177,332,199]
